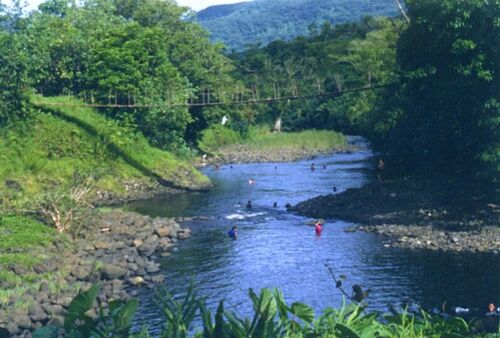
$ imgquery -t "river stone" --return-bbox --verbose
[129,276,145,286]
[71,265,92,281]
[177,228,191,240]
[33,259,59,274]
[159,238,173,250]
[128,263,138,272]
[94,240,111,250]
[101,264,127,280]
[145,262,160,273]
[137,237,159,256]
[111,279,124,293]
[5,322,19,335]
[154,227,172,238]
[47,316,64,327]
[28,303,47,322]
[14,315,31,330]
[151,275,165,284]
[11,264,29,275]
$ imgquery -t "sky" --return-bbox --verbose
[177,0,248,11]
[4,0,248,11]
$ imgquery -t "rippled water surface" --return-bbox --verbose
[125,139,499,332]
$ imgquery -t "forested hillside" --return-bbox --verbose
[230,0,499,187]
[0,0,498,193]
[197,0,398,50]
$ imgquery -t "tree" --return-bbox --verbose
[395,0,500,183]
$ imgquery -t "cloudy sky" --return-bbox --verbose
[6,0,249,12]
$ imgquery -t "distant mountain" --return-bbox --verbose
[196,0,398,50]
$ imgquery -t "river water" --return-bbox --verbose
[125,138,499,332]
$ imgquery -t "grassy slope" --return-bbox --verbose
[0,96,210,208]
[0,96,211,311]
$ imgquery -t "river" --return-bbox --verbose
[124,138,499,333]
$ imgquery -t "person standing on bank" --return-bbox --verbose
[377,158,385,185]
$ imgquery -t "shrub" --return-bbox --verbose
[198,124,242,153]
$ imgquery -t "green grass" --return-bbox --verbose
[242,128,347,151]
[0,215,69,308]
[0,96,210,210]
[0,215,62,273]
[199,125,347,154]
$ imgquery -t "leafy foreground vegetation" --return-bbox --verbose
[32,284,498,338]
[198,125,346,155]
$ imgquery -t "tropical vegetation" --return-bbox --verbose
[196,0,398,50]
[32,284,499,337]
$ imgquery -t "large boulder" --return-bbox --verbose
[154,227,172,238]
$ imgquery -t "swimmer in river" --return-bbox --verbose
[246,200,252,210]
[248,178,255,185]
[310,163,315,171]
[333,186,337,192]
[227,226,238,239]
[273,202,278,208]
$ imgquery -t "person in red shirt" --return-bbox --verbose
[315,221,323,236]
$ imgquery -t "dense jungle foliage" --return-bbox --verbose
[231,0,499,188]
[0,0,243,153]
[196,0,397,50]
[0,0,498,186]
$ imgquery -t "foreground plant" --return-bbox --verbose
[31,283,497,338]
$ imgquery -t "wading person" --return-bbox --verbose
[227,226,238,239]
[315,221,323,236]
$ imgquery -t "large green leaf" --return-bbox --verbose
[336,323,361,338]
[214,301,225,338]
[290,302,314,323]
[64,284,100,332]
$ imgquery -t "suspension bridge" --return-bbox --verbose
[33,78,399,109]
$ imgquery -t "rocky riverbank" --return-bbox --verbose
[291,179,500,252]
[203,144,354,165]
[0,210,194,337]
[92,176,213,206]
